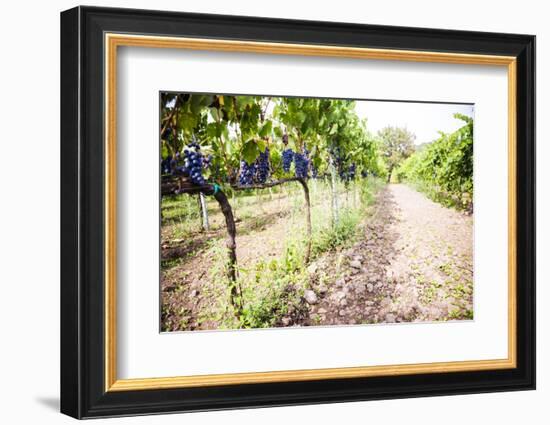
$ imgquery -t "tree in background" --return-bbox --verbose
[377,126,416,182]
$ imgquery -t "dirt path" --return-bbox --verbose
[306,184,473,325]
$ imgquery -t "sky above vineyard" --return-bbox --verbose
[354,101,474,145]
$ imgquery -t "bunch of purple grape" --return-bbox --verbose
[349,163,356,179]
[254,148,270,184]
[339,163,357,182]
[239,160,255,186]
[330,145,351,181]
[294,151,309,179]
[239,148,271,186]
[162,126,173,141]
[181,142,206,185]
[161,156,173,175]
[338,168,347,180]
[282,149,294,172]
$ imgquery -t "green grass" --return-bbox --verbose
[448,307,474,321]
[311,208,362,255]
[160,257,183,271]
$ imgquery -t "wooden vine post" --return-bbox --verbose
[198,192,210,231]
[297,178,312,264]
[329,159,339,226]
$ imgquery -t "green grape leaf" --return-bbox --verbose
[259,120,272,138]
[256,138,267,152]
[242,140,260,164]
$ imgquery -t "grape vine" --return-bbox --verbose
[160,93,386,317]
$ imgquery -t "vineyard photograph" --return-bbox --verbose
[160,93,474,332]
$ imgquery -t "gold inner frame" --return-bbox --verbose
[104,33,517,392]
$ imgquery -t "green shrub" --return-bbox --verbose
[396,114,473,211]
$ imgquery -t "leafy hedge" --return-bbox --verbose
[396,114,473,211]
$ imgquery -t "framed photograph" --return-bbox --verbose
[60,6,535,419]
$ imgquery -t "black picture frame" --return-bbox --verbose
[60,5,535,419]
